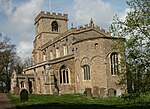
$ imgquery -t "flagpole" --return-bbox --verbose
[49,0,52,12]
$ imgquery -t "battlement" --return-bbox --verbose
[73,23,110,35]
[35,11,68,24]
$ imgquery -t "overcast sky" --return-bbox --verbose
[0,0,129,60]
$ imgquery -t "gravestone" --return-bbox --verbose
[99,88,106,98]
[108,88,116,97]
[20,89,28,102]
[14,86,19,95]
[53,87,59,95]
[93,86,100,97]
[84,88,92,99]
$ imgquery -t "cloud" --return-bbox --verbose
[0,0,12,15]
[0,0,44,60]
[71,0,131,31]
[9,0,44,41]
[17,41,33,58]
[117,8,131,21]
[72,0,115,30]
[0,0,129,61]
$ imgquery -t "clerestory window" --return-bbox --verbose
[63,45,68,56]
[56,48,60,58]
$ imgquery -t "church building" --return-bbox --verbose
[11,11,126,97]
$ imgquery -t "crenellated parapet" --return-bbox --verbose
[35,11,68,24]
[70,22,110,36]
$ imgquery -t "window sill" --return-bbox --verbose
[82,80,91,82]
[60,83,71,85]
[111,75,118,77]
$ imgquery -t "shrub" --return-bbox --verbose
[121,93,140,100]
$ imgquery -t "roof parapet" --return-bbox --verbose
[35,11,68,24]
[73,23,109,35]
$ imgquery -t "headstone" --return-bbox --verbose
[53,87,59,95]
[84,88,92,99]
[14,86,19,95]
[20,89,28,102]
[93,86,100,97]
[99,88,106,98]
[108,88,116,97]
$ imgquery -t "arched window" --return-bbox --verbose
[51,21,58,32]
[20,81,24,88]
[83,65,90,80]
[60,65,69,84]
[110,52,119,75]
[63,45,68,56]
[56,48,60,58]
[43,52,46,61]
[50,51,53,60]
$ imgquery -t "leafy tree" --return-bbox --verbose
[110,0,150,93]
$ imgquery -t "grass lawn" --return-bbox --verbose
[7,93,150,109]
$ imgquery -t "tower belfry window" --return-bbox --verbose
[51,21,58,32]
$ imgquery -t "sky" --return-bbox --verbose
[0,0,129,60]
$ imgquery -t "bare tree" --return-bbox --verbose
[23,57,32,68]
[0,34,17,92]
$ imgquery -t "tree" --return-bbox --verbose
[110,0,150,93]
[23,57,32,68]
[0,34,17,92]
[14,57,24,74]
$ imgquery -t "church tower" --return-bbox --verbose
[32,11,68,64]
[34,11,68,45]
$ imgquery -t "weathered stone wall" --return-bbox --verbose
[74,39,107,94]
[52,58,75,94]
[18,11,126,97]
[74,36,125,97]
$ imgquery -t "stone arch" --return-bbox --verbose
[91,55,102,61]
[91,55,102,69]
[91,56,103,84]
[106,51,119,60]
[81,57,90,66]
[59,65,70,84]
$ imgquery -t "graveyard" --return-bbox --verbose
[6,93,150,109]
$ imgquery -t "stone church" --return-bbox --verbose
[11,11,126,97]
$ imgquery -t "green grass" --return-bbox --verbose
[6,93,150,109]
